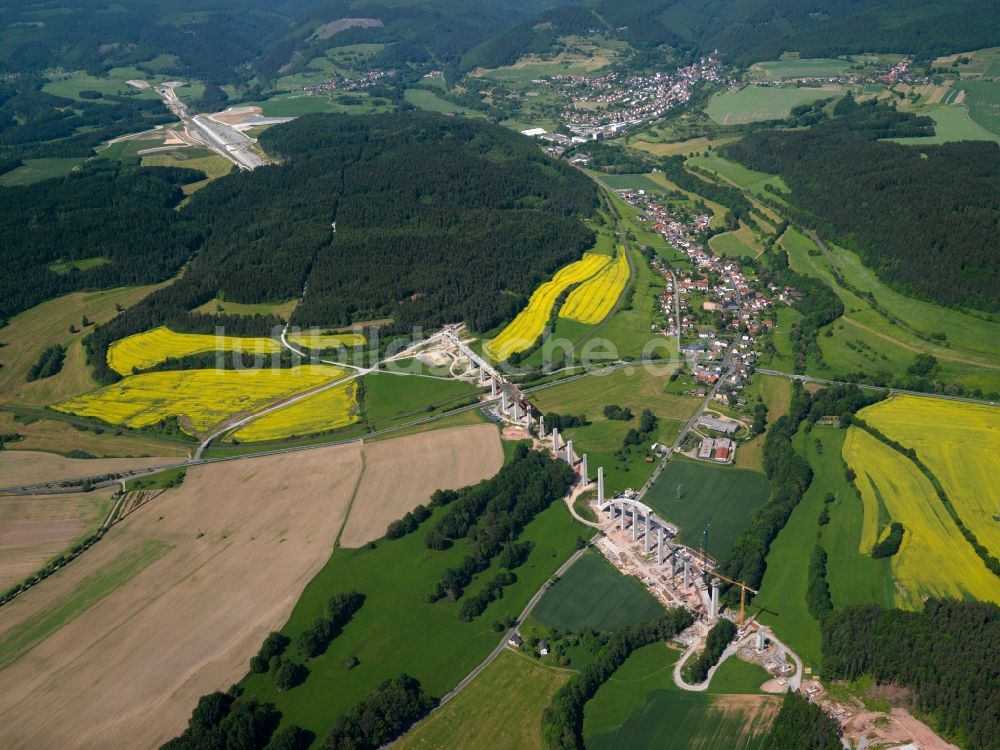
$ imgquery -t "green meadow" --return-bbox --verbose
[706,85,844,125]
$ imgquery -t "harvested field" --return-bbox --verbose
[0,451,179,488]
[0,441,363,749]
[0,490,112,589]
[485,253,609,361]
[107,326,282,375]
[286,331,367,349]
[339,424,503,547]
[54,365,344,435]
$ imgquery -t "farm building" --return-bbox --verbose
[698,416,738,435]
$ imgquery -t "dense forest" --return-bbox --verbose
[0,161,203,324]
[765,691,841,750]
[823,600,1000,749]
[724,102,1000,311]
[76,112,596,381]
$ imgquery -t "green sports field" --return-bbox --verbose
[643,459,771,560]
[531,549,665,632]
[583,643,779,750]
[706,84,844,125]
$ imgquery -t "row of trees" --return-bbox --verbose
[26,344,65,381]
[320,674,434,750]
[871,523,905,559]
[805,546,833,619]
[540,611,695,750]
[823,599,1000,749]
[161,690,309,750]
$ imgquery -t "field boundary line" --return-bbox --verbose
[334,445,367,548]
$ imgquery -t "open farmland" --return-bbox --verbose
[751,58,855,80]
[559,250,630,325]
[338,424,504,547]
[531,549,665,632]
[842,427,1000,609]
[530,368,700,495]
[190,297,299,318]
[583,643,779,750]
[0,285,171,407]
[107,326,282,375]
[0,450,180,488]
[0,489,111,589]
[0,411,190,458]
[485,253,610,361]
[708,226,761,259]
[706,84,843,124]
[238,499,584,739]
[54,365,344,435]
[230,380,359,442]
[859,396,1000,558]
[396,649,570,750]
[643,460,770,560]
[286,330,367,350]
[0,442,363,749]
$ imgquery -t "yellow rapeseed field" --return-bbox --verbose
[559,249,629,324]
[485,253,610,361]
[842,427,1000,608]
[859,395,1000,559]
[54,365,344,435]
[231,380,359,442]
[286,331,367,350]
[107,327,281,375]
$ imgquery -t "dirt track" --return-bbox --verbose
[0,489,113,588]
[0,451,179,487]
[338,424,503,547]
[0,441,362,749]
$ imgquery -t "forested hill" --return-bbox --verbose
[464,0,1000,70]
[83,112,597,382]
[257,112,597,330]
[723,102,1000,312]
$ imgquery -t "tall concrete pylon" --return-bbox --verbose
[538,415,546,439]
[632,507,639,542]
[525,405,533,426]
[683,555,691,589]
[597,466,605,504]
[491,377,497,398]
[645,518,654,554]
[756,626,767,651]
[512,401,521,421]
[619,499,626,531]
[657,527,666,564]
[710,578,721,619]
[566,440,574,466]
[500,390,508,412]
[581,454,589,484]
[552,428,560,453]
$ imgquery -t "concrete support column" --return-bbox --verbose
[756,626,767,651]
[619,499,626,531]
[538,415,546,439]
[491,377,497,397]
[501,390,508,412]
[512,401,521,421]
[645,518,654,554]
[525,405,533,427]
[657,527,666,564]
[597,466,605,504]
[566,440,574,466]
[581,454,589,485]
[552,428,560,453]
[710,578,721,619]
[683,556,691,589]
[632,506,639,542]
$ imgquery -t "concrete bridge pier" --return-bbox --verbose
[657,527,666,564]
[710,578,721,619]
[619,499,626,531]
[645,519,654,554]
[683,555,691,589]
[491,377,498,398]
[565,440,574,466]
[597,467,605,504]
[632,506,639,542]
[538,415,546,439]
[581,454,589,484]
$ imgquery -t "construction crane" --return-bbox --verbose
[708,571,759,631]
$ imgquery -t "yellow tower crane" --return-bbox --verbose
[708,571,759,631]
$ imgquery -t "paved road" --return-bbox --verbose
[673,629,803,693]
[433,538,595,709]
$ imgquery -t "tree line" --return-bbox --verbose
[822,599,1000,749]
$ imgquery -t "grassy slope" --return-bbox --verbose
[239,501,584,739]
[530,368,699,495]
[0,411,190,458]
[396,649,571,750]
[0,283,173,408]
[735,375,791,471]
[531,549,666,632]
